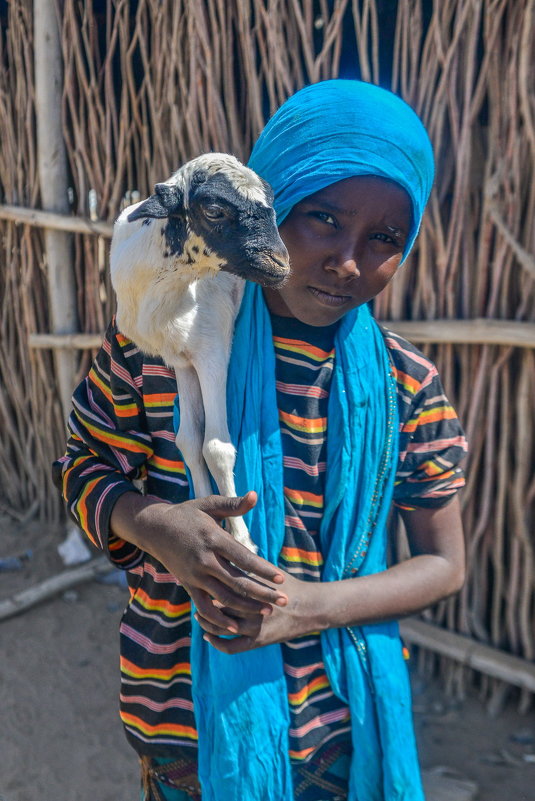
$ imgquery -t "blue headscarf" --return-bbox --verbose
[249,79,434,260]
[179,80,434,801]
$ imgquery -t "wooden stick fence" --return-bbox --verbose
[0,0,533,707]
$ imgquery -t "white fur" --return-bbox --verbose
[175,153,271,207]
[110,154,288,553]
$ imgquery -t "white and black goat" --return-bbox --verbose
[110,153,290,552]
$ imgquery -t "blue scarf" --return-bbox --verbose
[175,80,434,799]
[177,286,424,800]
[248,80,434,261]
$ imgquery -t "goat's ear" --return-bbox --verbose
[155,183,184,213]
[127,193,168,222]
[127,183,184,222]
[190,169,209,187]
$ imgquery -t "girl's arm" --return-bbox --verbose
[198,495,465,651]
[109,490,288,631]
[313,495,466,629]
[53,321,288,627]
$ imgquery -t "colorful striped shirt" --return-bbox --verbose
[53,315,467,759]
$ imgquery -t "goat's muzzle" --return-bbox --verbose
[247,250,291,288]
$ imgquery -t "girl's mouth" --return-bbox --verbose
[308,286,352,307]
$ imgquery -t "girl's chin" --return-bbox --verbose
[263,286,360,325]
[290,304,353,327]
[292,291,360,325]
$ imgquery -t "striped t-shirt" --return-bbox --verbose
[272,315,348,759]
[53,314,467,760]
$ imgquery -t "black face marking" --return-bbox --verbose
[128,184,187,256]
[162,215,187,257]
[187,172,289,286]
[189,172,249,219]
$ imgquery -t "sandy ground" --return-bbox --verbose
[1,519,534,801]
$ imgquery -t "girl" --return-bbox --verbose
[54,80,467,801]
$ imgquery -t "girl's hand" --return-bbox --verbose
[196,495,467,650]
[110,490,288,633]
[195,571,326,652]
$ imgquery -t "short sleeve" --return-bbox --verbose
[383,330,469,511]
[52,320,151,568]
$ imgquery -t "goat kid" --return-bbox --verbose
[110,153,290,553]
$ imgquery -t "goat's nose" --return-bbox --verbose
[272,249,290,270]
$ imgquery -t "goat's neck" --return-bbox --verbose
[121,259,222,357]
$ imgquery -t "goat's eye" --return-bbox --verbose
[203,205,226,221]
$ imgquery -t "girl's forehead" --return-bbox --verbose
[299,176,412,220]
[305,175,404,198]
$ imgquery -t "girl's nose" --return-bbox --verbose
[325,248,361,279]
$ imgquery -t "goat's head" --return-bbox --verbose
[126,153,290,287]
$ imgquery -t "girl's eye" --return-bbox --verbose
[372,231,403,246]
[310,211,338,227]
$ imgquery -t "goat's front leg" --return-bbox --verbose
[173,363,213,500]
[194,354,257,553]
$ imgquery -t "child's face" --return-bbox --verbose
[263,175,412,326]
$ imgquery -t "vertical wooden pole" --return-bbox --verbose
[34,0,78,421]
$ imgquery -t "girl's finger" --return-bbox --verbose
[188,588,240,633]
[200,573,283,617]
[210,554,288,608]
[203,632,252,655]
[210,530,286,587]
[193,612,234,637]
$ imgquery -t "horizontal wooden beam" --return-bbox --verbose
[384,318,535,348]
[28,332,105,349]
[0,203,114,238]
[28,319,535,350]
[400,618,535,693]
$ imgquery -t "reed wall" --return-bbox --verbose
[0,0,533,703]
